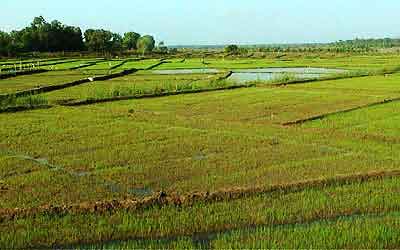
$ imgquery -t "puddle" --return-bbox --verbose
[105,182,153,197]
[234,67,345,74]
[6,152,153,199]
[228,67,346,83]
[152,67,346,82]
[128,187,154,197]
[193,153,207,161]
[13,155,63,170]
[228,72,324,83]
[152,69,220,74]
[75,172,91,177]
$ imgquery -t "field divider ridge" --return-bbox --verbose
[145,60,167,70]
[0,69,50,80]
[0,105,54,114]
[68,61,99,70]
[1,59,81,72]
[273,74,371,87]
[267,66,400,87]
[0,68,139,101]
[108,59,129,70]
[1,59,75,70]
[2,168,400,222]
[59,84,252,106]
[59,71,249,106]
[282,97,400,126]
[0,59,83,79]
[0,57,64,67]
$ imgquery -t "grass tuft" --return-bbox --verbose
[0,94,49,111]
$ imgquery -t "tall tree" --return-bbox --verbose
[10,16,84,52]
[224,44,239,54]
[0,31,11,56]
[84,29,113,52]
[1,17,158,54]
[30,16,50,51]
[137,35,155,55]
[157,41,168,53]
[111,33,123,52]
[123,32,140,50]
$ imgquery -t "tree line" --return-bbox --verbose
[0,16,157,56]
[224,37,400,55]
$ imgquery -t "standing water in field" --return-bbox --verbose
[235,67,345,74]
[228,67,346,83]
[152,69,220,74]
[151,67,346,82]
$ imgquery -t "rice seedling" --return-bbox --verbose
[2,55,400,249]
[3,175,400,248]
[0,94,48,111]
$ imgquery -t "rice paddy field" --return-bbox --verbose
[1,54,400,249]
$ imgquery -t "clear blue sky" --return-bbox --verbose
[2,0,399,45]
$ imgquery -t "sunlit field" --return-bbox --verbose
[2,54,400,248]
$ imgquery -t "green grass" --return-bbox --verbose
[0,94,48,110]
[83,60,124,70]
[2,55,400,249]
[120,59,161,70]
[41,59,101,70]
[1,59,71,71]
[39,72,218,103]
[213,212,400,249]
[0,71,86,93]
[0,59,106,72]
[2,75,400,209]
[0,70,109,94]
[3,176,400,248]
[291,73,400,98]
[301,95,400,138]
[39,72,239,103]
[154,55,400,71]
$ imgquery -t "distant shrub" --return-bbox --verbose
[225,45,239,54]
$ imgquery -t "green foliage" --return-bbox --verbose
[255,38,400,53]
[0,94,48,110]
[110,33,123,52]
[157,41,168,53]
[123,32,141,50]
[84,29,117,52]
[224,44,248,55]
[225,44,239,54]
[0,31,12,56]
[0,17,156,55]
[10,16,84,53]
[332,37,400,50]
[137,35,155,54]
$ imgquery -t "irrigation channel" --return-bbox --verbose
[151,67,347,83]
